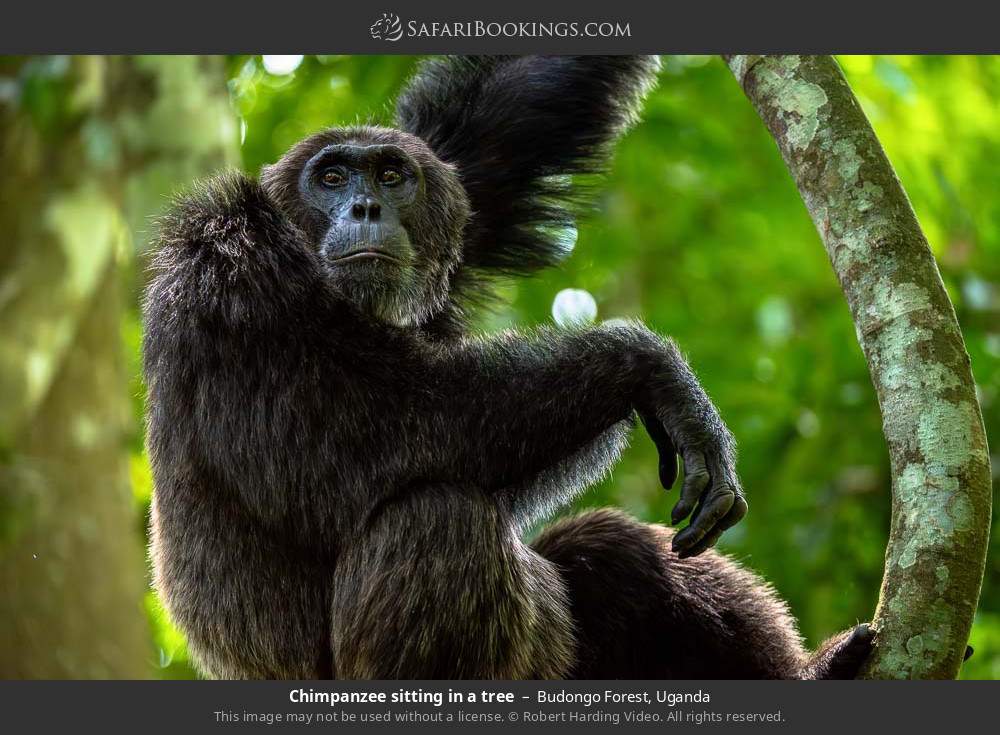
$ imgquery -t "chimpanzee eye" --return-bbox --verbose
[320,169,346,187]
[377,167,403,186]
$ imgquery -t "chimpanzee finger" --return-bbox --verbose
[659,448,679,490]
[671,483,735,555]
[637,408,678,489]
[717,493,748,531]
[677,497,747,558]
[671,450,709,524]
[677,525,725,559]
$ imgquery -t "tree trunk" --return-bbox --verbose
[724,54,992,679]
[0,56,236,678]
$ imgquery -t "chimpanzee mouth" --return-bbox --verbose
[329,249,402,264]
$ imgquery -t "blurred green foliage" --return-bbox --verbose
[129,55,997,679]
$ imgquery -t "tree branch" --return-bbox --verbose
[724,54,992,679]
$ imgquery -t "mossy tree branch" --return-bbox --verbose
[724,55,992,679]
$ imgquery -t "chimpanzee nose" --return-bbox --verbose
[349,197,381,222]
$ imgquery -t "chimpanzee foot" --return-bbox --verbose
[802,623,875,680]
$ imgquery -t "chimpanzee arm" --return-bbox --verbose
[406,323,747,556]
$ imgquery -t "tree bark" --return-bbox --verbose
[724,55,992,679]
[0,56,236,678]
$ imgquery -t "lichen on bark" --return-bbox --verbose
[725,55,991,679]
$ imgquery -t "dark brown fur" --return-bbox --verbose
[145,56,872,680]
[534,510,872,679]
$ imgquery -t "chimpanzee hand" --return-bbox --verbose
[635,341,747,558]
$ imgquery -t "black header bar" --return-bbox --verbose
[2,0,999,54]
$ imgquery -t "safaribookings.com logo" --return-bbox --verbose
[370,14,631,41]
[370,13,404,41]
